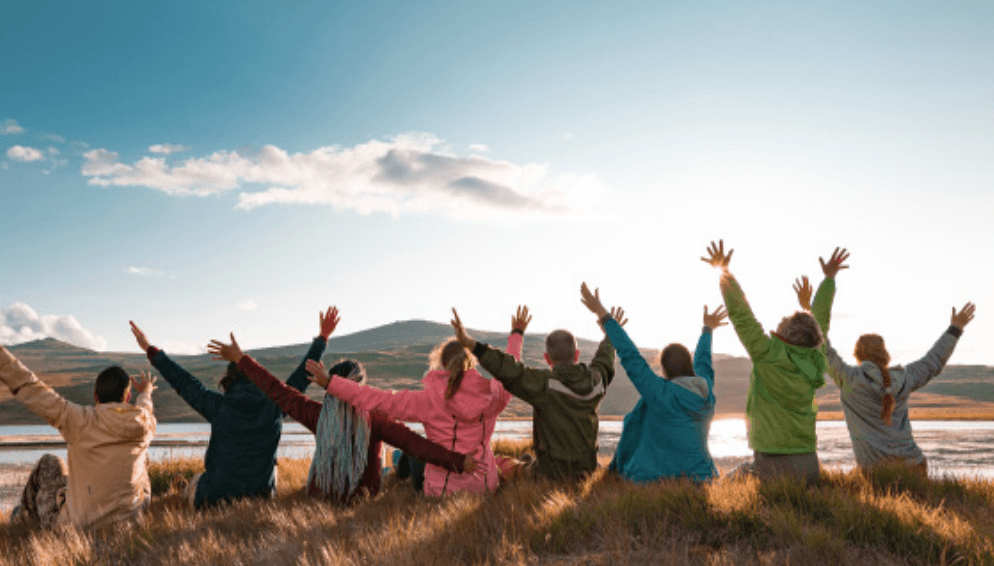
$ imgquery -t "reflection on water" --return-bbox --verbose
[2,420,993,479]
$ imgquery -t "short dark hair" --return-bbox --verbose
[545,330,577,365]
[660,344,694,379]
[95,366,131,403]
[219,362,246,394]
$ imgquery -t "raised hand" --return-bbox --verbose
[793,276,813,311]
[511,305,533,333]
[451,309,475,349]
[703,305,728,330]
[207,333,245,364]
[319,306,340,340]
[951,302,976,330]
[580,282,609,319]
[305,359,331,389]
[608,307,628,328]
[819,247,850,279]
[462,454,481,474]
[129,321,151,352]
[701,240,734,270]
[131,370,157,396]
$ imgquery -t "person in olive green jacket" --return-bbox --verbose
[703,240,848,486]
[450,307,622,481]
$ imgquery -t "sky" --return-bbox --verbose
[1,1,993,365]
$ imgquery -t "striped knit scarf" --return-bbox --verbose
[308,367,371,500]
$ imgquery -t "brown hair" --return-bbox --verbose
[854,334,894,425]
[660,344,694,379]
[219,362,246,394]
[430,340,476,400]
[545,330,577,365]
[777,312,824,348]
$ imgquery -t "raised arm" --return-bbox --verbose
[132,321,223,421]
[904,303,974,392]
[324,375,426,423]
[823,338,862,389]
[811,247,847,335]
[0,346,87,440]
[507,305,531,361]
[601,318,659,401]
[208,334,322,431]
[694,305,727,385]
[452,308,549,405]
[702,240,772,360]
[286,307,338,393]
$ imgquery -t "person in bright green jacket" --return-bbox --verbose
[703,240,849,486]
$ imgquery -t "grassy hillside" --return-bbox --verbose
[3,322,994,425]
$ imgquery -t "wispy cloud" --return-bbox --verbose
[0,302,107,351]
[80,133,604,218]
[1,120,25,135]
[7,145,44,162]
[468,143,490,153]
[39,133,65,143]
[237,300,259,311]
[125,266,175,279]
[149,143,191,155]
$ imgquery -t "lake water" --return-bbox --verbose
[2,419,993,480]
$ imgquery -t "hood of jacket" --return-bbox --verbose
[549,363,603,396]
[421,368,497,421]
[777,339,827,391]
[859,361,905,397]
[222,377,274,416]
[669,375,709,399]
[93,401,156,441]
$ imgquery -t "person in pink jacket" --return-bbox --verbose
[306,306,531,496]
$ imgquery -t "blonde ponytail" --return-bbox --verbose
[431,339,476,400]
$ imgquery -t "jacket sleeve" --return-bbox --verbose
[285,337,327,394]
[811,277,836,337]
[473,342,549,407]
[506,332,523,361]
[602,319,661,402]
[903,327,961,392]
[238,355,322,432]
[325,378,426,423]
[0,347,88,442]
[148,348,223,422]
[720,273,772,360]
[824,339,861,389]
[589,334,617,386]
[373,415,465,473]
[693,328,715,387]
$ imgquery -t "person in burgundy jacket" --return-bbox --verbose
[208,322,475,505]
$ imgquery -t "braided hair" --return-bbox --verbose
[854,334,894,425]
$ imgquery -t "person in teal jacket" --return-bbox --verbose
[580,283,726,483]
[704,241,848,486]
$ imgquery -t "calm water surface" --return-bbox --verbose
[2,420,992,479]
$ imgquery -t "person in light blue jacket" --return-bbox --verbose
[580,283,724,482]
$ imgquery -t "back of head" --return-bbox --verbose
[660,343,694,379]
[431,339,476,399]
[545,330,577,366]
[854,334,895,425]
[95,366,130,404]
[219,362,247,394]
[328,359,366,384]
[776,312,824,349]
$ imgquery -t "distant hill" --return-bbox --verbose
[2,322,993,424]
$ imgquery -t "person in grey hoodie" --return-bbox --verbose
[795,277,976,474]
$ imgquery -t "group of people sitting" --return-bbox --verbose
[0,241,975,530]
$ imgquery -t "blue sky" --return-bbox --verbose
[2,1,992,364]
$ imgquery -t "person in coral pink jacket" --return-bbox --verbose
[306,306,531,496]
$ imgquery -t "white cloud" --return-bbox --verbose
[80,133,605,218]
[40,133,65,143]
[148,143,191,155]
[125,266,175,279]
[468,143,490,153]
[0,303,107,351]
[48,147,60,156]
[156,340,208,355]
[238,300,259,311]
[7,145,44,162]
[1,120,24,135]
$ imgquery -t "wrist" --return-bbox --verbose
[511,328,524,336]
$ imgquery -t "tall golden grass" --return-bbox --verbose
[1,439,992,565]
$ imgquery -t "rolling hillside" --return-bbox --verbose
[2,320,993,424]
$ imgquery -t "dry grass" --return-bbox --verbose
[1,440,992,565]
